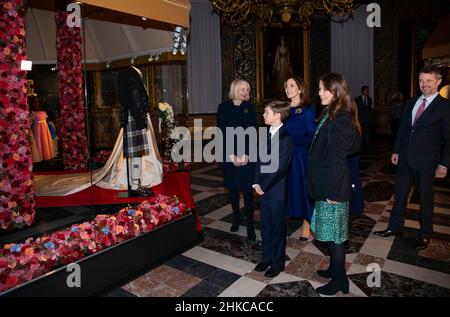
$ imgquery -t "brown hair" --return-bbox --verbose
[284,76,311,107]
[419,64,443,80]
[265,100,291,122]
[320,73,362,134]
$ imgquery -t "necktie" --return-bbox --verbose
[363,96,367,105]
[413,98,426,126]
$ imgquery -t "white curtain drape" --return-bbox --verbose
[160,64,183,114]
[331,5,374,102]
[187,0,222,113]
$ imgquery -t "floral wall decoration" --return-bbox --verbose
[55,11,88,171]
[0,0,36,230]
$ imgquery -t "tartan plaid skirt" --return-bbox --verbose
[124,111,150,158]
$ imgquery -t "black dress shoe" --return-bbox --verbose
[129,187,153,197]
[128,189,147,197]
[137,186,153,196]
[414,238,430,250]
[230,223,239,232]
[254,262,270,272]
[264,267,282,278]
[373,229,403,237]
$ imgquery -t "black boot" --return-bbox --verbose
[316,242,349,295]
[316,276,349,295]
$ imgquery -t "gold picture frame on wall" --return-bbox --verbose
[256,24,311,105]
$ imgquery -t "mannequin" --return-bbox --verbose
[33,66,162,197]
[118,65,153,196]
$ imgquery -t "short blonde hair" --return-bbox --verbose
[228,79,250,101]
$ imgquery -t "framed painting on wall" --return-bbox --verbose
[257,26,305,102]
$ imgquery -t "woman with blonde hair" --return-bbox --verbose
[217,79,257,242]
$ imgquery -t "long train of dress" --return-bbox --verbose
[34,115,163,196]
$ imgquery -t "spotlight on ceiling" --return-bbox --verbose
[171,26,188,56]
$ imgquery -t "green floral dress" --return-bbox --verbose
[310,111,349,244]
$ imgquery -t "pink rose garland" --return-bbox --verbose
[55,11,88,171]
[0,195,188,292]
[0,0,36,230]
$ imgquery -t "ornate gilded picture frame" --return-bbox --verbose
[256,25,310,105]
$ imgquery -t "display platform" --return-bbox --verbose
[1,212,197,297]
[34,171,202,233]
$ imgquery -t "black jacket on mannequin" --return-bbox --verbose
[118,66,149,130]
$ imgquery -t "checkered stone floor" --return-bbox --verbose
[107,138,450,297]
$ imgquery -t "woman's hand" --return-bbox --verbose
[229,154,240,167]
[326,199,338,204]
[240,155,249,166]
[254,185,264,196]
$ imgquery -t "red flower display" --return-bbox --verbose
[55,11,88,171]
[0,0,36,229]
[0,194,189,293]
[94,149,112,164]
[163,161,191,174]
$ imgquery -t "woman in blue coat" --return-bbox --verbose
[283,77,316,240]
[217,79,257,241]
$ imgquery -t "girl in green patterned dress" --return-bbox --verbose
[307,73,362,295]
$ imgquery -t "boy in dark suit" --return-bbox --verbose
[253,101,293,278]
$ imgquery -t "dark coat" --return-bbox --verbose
[394,95,450,171]
[308,112,361,202]
[217,100,257,190]
[255,126,293,201]
[118,66,149,130]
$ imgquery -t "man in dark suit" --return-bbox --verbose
[374,65,450,250]
[253,101,293,278]
[355,86,373,145]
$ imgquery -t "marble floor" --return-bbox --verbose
[106,138,450,297]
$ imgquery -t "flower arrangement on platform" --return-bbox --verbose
[94,150,112,164]
[0,0,36,230]
[157,102,178,160]
[0,195,189,292]
[55,11,88,171]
